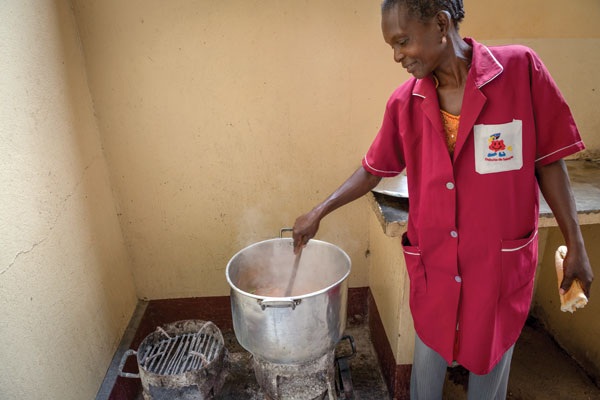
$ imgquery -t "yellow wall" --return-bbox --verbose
[71,0,399,299]
[0,1,137,399]
[368,212,415,365]
[71,0,600,300]
[462,0,600,39]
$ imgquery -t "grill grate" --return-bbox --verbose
[140,324,223,376]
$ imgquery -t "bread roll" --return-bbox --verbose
[555,246,588,313]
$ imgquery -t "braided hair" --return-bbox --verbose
[381,0,465,28]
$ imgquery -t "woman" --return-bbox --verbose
[293,0,594,399]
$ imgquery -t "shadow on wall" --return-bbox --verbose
[55,0,138,359]
[0,1,136,399]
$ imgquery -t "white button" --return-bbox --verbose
[446,182,455,190]
[450,230,458,238]
[455,276,462,283]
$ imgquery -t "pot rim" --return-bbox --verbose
[225,238,351,301]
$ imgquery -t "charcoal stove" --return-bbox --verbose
[251,335,356,400]
[118,320,228,400]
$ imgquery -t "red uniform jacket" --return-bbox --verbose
[362,37,584,375]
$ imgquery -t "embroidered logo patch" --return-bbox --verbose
[486,133,513,160]
[474,120,523,174]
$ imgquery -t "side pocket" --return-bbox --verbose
[499,230,538,300]
[401,232,427,296]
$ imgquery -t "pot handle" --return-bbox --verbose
[118,349,140,379]
[279,228,293,238]
[258,299,301,310]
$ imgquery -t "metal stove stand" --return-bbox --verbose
[251,335,356,400]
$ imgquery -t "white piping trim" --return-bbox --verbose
[403,249,421,256]
[535,141,583,162]
[363,156,403,175]
[412,93,426,99]
[501,230,538,252]
[477,46,504,88]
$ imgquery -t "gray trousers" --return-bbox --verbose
[410,333,515,400]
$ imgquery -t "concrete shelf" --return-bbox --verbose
[369,160,600,237]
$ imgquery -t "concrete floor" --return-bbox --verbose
[215,320,600,399]
[129,318,600,400]
[443,319,600,400]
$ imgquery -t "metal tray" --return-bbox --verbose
[371,173,409,198]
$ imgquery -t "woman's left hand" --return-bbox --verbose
[561,245,594,299]
[536,159,594,300]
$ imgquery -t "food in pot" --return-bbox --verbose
[249,283,315,297]
[251,287,287,297]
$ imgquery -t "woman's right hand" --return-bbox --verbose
[291,166,382,254]
[293,209,321,254]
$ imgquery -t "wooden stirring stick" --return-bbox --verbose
[284,248,302,297]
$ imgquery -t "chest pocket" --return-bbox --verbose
[473,119,523,174]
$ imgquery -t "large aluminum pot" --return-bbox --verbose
[226,229,351,363]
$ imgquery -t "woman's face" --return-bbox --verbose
[381,5,444,79]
